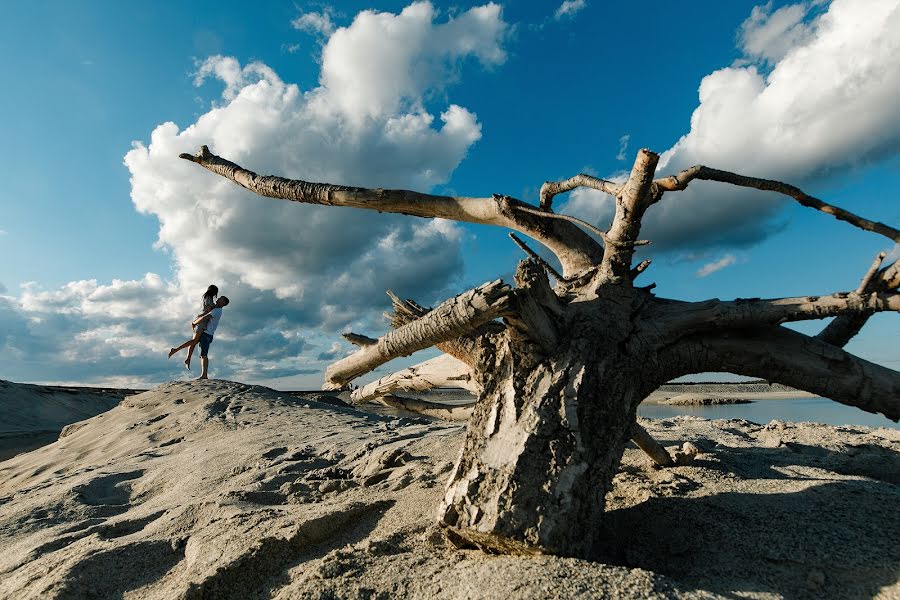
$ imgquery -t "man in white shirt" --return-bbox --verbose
[192,296,230,380]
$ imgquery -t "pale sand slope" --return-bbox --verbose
[643,383,816,405]
[0,381,898,599]
[0,380,130,461]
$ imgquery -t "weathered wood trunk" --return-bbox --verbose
[440,285,657,557]
[180,144,900,560]
[350,354,476,403]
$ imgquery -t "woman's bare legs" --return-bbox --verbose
[168,327,204,369]
[184,328,204,369]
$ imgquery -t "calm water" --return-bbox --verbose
[638,396,899,430]
[368,390,899,430]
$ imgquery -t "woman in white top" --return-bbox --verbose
[167,285,218,370]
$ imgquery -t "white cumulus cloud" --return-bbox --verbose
[561,0,900,254]
[292,7,337,37]
[739,1,819,64]
[315,2,506,125]
[120,1,508,384]
[696,254,738,278]
[555,0,587,20]
[3,2,509,388]
[616,134,630,161]
[0,275,185,385]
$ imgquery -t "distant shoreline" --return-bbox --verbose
[2,378,821,420]
[3,380,815,405]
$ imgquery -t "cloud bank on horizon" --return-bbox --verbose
[2,0,899,387]
[2,1,508,386]
[562,0,900,253]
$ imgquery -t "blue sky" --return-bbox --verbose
[1,0,898,388]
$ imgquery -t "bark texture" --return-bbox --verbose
[657,327,900,422]
[817,257,900,347]
[181,145,900,559]
[368,395,475,421]
[179,146,604,276]
[439,274,653,556]
[324,280,514,389]
[350,354,476,403]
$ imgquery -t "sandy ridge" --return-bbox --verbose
[0,380,897,599]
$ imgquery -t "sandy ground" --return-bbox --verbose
[0,380,134,461]
[0,380,898,599]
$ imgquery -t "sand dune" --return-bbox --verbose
[0,380,134,461]
[0,380,898,598]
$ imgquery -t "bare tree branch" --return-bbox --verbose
[817,258,900,347]
[539,174,621,211]
[385,291,431,329]
[368,395,475,421]
[343,332,377,347]
[630,421,673,467]
[508,233,563,281]
[351,354,477,403]
[602,149,661,279]
[630,259,652,280]
[855,252,888,294]
[652,291,900,341]
[179,145,604,275]
[511,201,610,241]
[654,165,900,243]
[385,291,505,367]
[324,279,515,389]
[512,203,651,249]
[658,327,900,421]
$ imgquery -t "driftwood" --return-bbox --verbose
[369,395,475,421]
[181,144,900,558]
[351,354,477,403]
[354,297,676,467]
[323,279,514,389]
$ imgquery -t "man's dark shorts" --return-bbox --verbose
[199,332,214,358]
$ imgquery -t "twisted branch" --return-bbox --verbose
[179,146,604,275]
[630,259,652,280]
[368,395,475,421]
[350,354,477,404]
[602,149,660,279]
[509,233,563,281]
[652,291,900,342]
[654,165,900,243]
[385,291,505,367]
[539,174,621,211]
[657,327,900,421]
[512,202,609,241]
[817,256,900,347]
[324,280,514,389]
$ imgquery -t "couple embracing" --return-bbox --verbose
[168,285,229,379]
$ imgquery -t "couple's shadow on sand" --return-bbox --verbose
[598,435,900,599]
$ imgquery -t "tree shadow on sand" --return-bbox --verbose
[599,441,900,599]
